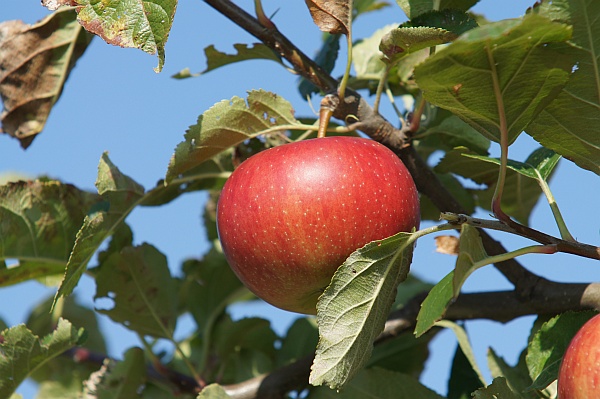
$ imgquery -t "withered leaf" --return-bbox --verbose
[305,0,351,35]
[435,235,460,255]
[0,9,92,148]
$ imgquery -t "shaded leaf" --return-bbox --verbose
[473,377,521,399]
[0,180,99,287]
[368,329,433,378]
[419,172,476,221]
[309,367,444,398]
[82,347,145,398]
[527,0,600,175]
[526,310,597,391]
[448,343,485,399]
[488,348,536,399]
[310,233,415,389]
[277,318,319,367]
[54,153,145,305]
[299,34,341,99]
[66,0,177,72]
[352,24,396,80]
[166,90,300,182]
[95,244,177,338]
[452,224,488,298]
[354,0,390,18]
[305,0,351,35]
[415,271,454,337]
[172,44,283,79]
[437,320,486,384]
[417,114,491,155]
[435,147,553,224]
[415,14,574,144]
[0,9,92,148]
[0,318,84,398]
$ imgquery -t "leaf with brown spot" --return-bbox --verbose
[0,9,92,148]
[305,0,351,35]
[435,235,460,255]
[70,0,178,72]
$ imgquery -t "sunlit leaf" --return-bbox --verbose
[166,90,300,182]
[0,9,92,148]
[54,153,144,305]
[527,0,600,175]
[380,27,457,64]
[415,14,574,144]
[526,311,597,391]
[95,244,177,338]
[0,319,84,398]
[396,0,480,19]
[63,0,177,72]
[173,44,283,79]
[310,233,415,389]
[0,180,98,287]
[197,384,232,399]
[452,225,488,298]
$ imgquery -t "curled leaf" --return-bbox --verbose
[305,0,351,35]
[0,9,92,148]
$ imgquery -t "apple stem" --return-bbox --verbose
[317,97,335,138]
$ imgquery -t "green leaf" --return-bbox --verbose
[35,376,86,399]
[73,0,176,72]
[173,44,284,79]
[309,367,445,398]
[82,347,146,398]
[448,343,485,399]
[166,90,300,182]
[419,173,476,220]
[277,318,319,367]
[354,0,391,19]
[353,24,396,80]
[299,34,341,99]
[465,148,561,182]
[0,9,92,148]
[488,348,536,399]
[415,271,454,337]
[414,13,574,144]
[310,233,415,389]
[452,224,488,297]
[211,316,277,382]
[0,318,84,398]
[435,147,553,224]
[95,244,177,338]
[473,377,521,399]
[402,9,479,37]
[437,320,486,385]
[54,153,145,305]
[526,310,597,391]
[396,0,480,19]
[380,26,458,64]
[417,114,491,155]
[0,180,99,287]
[527,0,600,175]
[368,329,433,378]
[182,249,248,336]
[197,384,232,399]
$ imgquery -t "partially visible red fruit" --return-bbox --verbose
[216,136,420,314]
[558,313,600,399]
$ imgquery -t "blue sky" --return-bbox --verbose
[2,1,599,397]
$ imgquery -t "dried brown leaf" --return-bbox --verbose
[435,235,460,255]
[41,0,77,12]
[305,0,351,35]
[0,9,92,148]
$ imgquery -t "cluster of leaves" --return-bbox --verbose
[1,0,600,398]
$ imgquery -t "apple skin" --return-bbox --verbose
[216,136,420,314]
[558,313,600,399]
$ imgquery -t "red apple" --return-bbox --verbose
[216,136,420,314]
[558,313,600,398]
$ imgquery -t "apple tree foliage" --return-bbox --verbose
[1,0,600,398]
